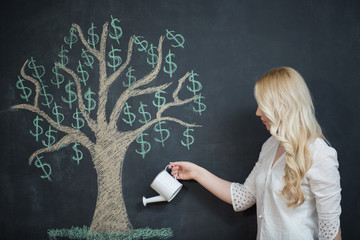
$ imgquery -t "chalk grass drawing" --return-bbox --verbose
[47,226,173,240]
[13,16,206,235]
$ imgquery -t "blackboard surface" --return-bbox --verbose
[1,0,359,239]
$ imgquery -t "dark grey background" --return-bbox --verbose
[1,0,359,239]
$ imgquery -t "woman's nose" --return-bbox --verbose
[256,107,261,116]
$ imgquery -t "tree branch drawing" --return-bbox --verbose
[13,16,206,234]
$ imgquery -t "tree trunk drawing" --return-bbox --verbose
[13,18,204,233]
[90,140,131,232]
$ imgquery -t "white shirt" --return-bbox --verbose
[231,137,341,240]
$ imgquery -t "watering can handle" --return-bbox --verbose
[166,165,178,180]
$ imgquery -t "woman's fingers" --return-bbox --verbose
[169,161,195,180]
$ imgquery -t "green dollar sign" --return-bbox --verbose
[138,101,151,124]
[165,29,185,48]
[51,63,65,89]
[64,26,78,49]
[107,45,122,72]
[187,70,202,95]
[135,132,151,159]
[163,49,177,78]
[58,45,69,67]
[61,80,77,110]
[87,22,99,50]
[123,67,136,88]
[133,35,148,52]
[42,125,57,148]
[72,142,83,165]
[181,127,195,150]
[29,115,43,142]
[81,48,94,69]
[154,121,170,147]
[16,76,32,102]
[84,87,96,113]
[147,44,158,68]
[52,102,64,126]
[77,61,89,86]
[71,108,85,130]
[39,84,54,109]
[193,93,207,115]
[28,57,45,82]
[109,15,123,45]
[122,102,136,126]
[152,90,167,111]
[34,156,52,181]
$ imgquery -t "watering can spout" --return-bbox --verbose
[143,195,167,206]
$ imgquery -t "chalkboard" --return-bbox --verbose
[1,0,359,239]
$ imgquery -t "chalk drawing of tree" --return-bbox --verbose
[13,17,206,235]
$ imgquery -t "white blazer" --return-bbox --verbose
[231,137,341,240]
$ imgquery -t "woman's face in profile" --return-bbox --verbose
[256,107,271,131]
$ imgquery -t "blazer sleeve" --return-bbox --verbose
[307,141,341,240]
[230,137,274,212]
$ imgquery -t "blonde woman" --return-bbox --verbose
[169,67,342,240]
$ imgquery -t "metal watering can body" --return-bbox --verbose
[142,166,183,206]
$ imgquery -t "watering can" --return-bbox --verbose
[142,165,183,206]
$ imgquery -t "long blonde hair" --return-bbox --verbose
[254,67,325,207]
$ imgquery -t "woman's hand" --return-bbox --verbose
[168,161,200,180]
